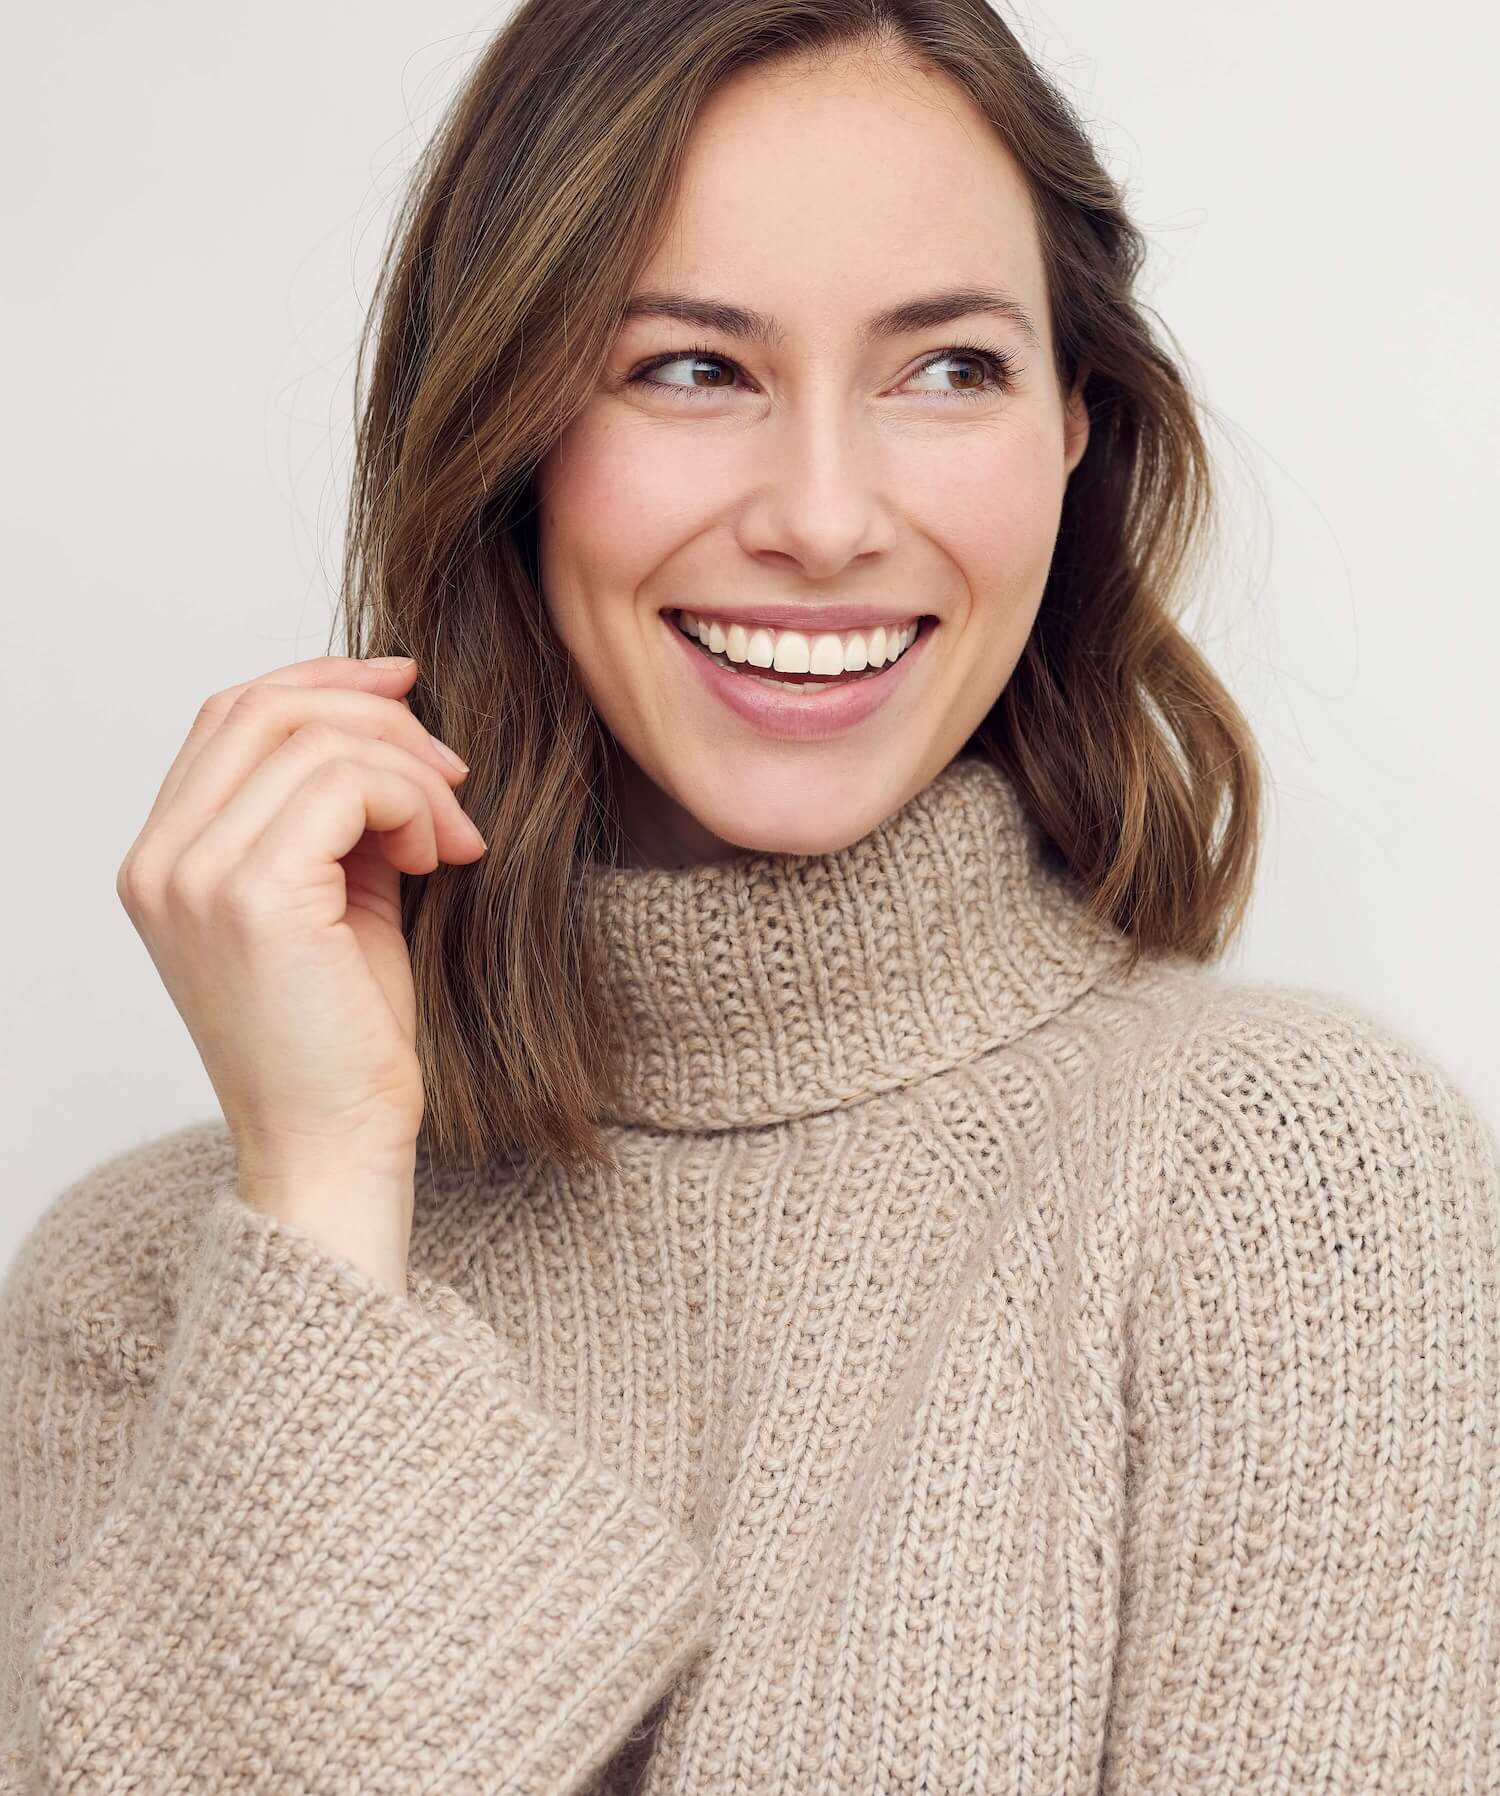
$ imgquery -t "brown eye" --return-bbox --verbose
[630,347,743,399]
[904,345,1021,400]
[627,340,1022,405]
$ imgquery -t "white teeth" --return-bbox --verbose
[676,611,921,678]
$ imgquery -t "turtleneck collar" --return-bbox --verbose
[580,752,1135,1132]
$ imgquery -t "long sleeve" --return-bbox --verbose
[0,1174,715,1794]
[1101,993,1500,1794]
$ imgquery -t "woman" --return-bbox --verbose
[3,0,1495,1790]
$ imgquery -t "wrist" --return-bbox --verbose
[236,1166,414,1299]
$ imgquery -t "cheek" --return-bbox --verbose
[906,425,1067,584]
[538,413,725,567]
[536,417,689,610]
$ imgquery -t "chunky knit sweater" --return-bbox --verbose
[3,752,1498,1795]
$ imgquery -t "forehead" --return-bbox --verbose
[636,55,1047,327]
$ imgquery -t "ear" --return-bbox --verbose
[1062,365,1091,477]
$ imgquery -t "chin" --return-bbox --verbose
[685,776,905,860]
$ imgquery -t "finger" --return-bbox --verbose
[152,682,470,858]
[171,725,485,900]
[139,657,423,834]
[196,759,441,937]
[245,760,441,915]
[137,677,467,865]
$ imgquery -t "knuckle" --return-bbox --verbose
[163,847,219,916]
[214,864,277,929]
[193,690,235,731]
[229,682,285,727]
[114,853,145,912]
[306,750,363,790]
[290,719,342,758]
[117,845,167,912]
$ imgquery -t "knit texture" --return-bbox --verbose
[3,750,1497,1794]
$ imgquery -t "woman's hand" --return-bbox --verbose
[115,654,485,1293]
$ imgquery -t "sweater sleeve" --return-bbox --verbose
[1100,993,1500,1795]
[0,1178,715,1795]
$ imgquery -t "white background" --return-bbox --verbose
[4,1,1496,1267]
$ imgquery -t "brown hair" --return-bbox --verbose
[332,0,1267,1179]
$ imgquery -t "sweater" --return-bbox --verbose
[3,750,1497,1795]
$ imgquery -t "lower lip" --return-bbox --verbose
[662,611,936,742]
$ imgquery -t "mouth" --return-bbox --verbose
[661,608,938,686]
[659,607,939,742]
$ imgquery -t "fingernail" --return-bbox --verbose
[369,655,416,667]
[431,738,469,774]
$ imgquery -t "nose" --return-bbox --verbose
[732,393,897,579]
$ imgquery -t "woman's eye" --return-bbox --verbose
[904,348,1018,398]
[627,342,1020,404]
[633,350,738,397]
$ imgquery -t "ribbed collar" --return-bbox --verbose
[581,753,1135,1132]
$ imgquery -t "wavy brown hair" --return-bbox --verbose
[332,0,1267,1179]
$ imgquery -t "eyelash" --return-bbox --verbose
[626,339,1023,405]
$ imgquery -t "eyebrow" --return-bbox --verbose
[617,285,1043,351]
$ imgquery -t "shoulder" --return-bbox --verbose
[1163,975,1496,1219]
[1138,973,1498,1350]
[2,1117,239,1384]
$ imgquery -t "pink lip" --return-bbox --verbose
[663,610,936,742]
[676,603,923,633]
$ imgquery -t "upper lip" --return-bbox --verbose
[664,603,932,634]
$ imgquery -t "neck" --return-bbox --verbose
[581,753,1135,1132]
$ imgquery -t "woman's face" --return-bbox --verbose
[534,51,1089,868]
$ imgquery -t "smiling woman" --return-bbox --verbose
[329,15,1267,1167]
[5,1,1497,1793]
[535,59,1096,864]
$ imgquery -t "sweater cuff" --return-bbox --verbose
[31,1186,714,1795]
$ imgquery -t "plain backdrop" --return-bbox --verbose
[3,2,1496,1271]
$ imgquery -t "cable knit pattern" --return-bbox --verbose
[3,752,1497,1794]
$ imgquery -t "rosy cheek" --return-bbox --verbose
[913,444,1060,572]
[542,423,674,584]
[622,431,747,525]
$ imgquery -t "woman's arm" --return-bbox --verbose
[0,1152,714,1794]
[1101,990,1500,1794]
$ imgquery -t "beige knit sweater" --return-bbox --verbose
[4,752,1497,1795]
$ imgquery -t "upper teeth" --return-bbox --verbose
[675,609,921,674]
